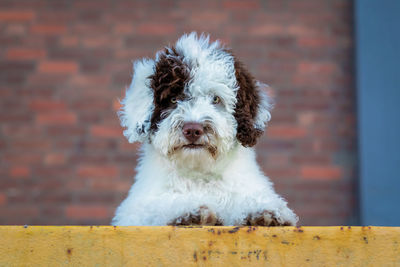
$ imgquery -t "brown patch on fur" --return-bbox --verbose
[149,46,190,131]
[244,211,293,226]
[207,145,218,158]
[232,57,263,147]
[168,206,223,226]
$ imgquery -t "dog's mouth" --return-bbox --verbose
[171,143,217,158]
[182,144,205,149]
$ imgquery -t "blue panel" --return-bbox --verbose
[355,0,400,225]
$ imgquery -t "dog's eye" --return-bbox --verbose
[212,96,221,104]
[170,97,177,104]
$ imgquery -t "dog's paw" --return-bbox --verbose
[244,210,294,226]
[168,206,223,226]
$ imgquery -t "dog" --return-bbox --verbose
[112,32,298,226]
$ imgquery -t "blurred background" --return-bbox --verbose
[0,0,398,226]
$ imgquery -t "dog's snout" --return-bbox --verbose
[182,122,204,142]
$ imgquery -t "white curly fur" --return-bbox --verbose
[112,32,298,226]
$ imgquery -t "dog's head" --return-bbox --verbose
[119,33,272,168]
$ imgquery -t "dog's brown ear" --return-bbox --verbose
[233,59,272,147]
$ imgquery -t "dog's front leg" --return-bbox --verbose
[168,206,223,226]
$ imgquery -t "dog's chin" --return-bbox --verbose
[170,143,218,171]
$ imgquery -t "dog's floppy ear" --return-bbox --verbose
[119,59,155,143]
[233,59,273,147]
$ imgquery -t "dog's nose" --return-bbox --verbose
[182,122,204,143]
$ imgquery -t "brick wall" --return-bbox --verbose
[0,0,356,225]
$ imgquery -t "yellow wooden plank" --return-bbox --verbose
[0,226,399,266]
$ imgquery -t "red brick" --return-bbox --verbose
[137,23,176,35]
[265,154,290,166]
[120,166,135,179]
[1,114,32,126]
[287,1,328,12]
[300,165,343,180]
[90,125,122,138]
[287,24,319,36]
[65,205,109,219]
[267,125,307,139]
[65,179,87,191]
[76,139,115,152]
[70,100,110,112]
[292,154,331,165]
[6,48,46,60]
[297,112,315,126]
[78,113,101,124]
[76,192,116,204]
[69,74,111,87]
[190,12,229,25]
[34,192,72,204]
[113,99,122,112]
[38,61,78,74]
[177,0,220,9]
[44,153,66,166]
[77,165,119,179]
[297,36,337,48]
[0,61,35,72]
[263,140,295,151]
[29,99,66,111]
[267,168,298,179]
[297,61,336,75]
[113,24,134,34]
[69,155,107,166]
[112,154,137,164]
[90,178,131,192]
[31,175,64,189]
[46,126,84,137]
[31,24,67,35]
[11,139,51,151]
[3,153,42,165]
[115,49,153,59]
[114,181,132,192]
[72,24,111,35]
[60,36,79,47]
[249,24,285,36]
[36,112,77,125]
[223,0,260,10]
[9,166,31,179]
[0,206,39,221]
[27,73,70,86]
[119,140,140,152]
[82,36,122,48]
[0,194,7,206]
[4,24,26,36]
[0,10,35,21]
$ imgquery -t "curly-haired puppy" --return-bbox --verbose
[112,33,298,226]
